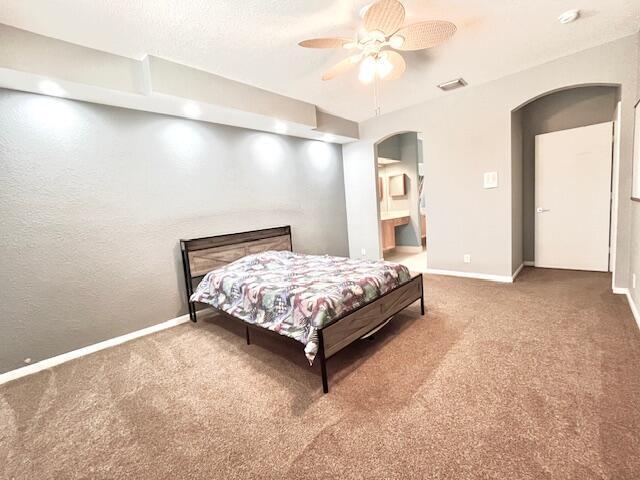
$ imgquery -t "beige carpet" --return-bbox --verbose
[1,268,639,479]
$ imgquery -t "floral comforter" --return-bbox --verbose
[190,250,411,363]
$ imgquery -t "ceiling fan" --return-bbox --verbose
[299,0,457,84]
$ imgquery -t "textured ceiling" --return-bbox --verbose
[1,0,638,121]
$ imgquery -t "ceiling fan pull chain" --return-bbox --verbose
[373,76,381,117]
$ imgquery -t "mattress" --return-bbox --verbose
[190,250,411,363]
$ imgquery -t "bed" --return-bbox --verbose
[180,226,424,393]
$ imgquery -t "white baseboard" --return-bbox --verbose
[394,245,424,254]
[612,287,640,331]
[0,313,191,386]
[523,261,535,266]
[512,263,524,281]
[626,291,640,330]
[425,268,514,283]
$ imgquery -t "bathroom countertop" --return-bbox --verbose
[380,210,411,221]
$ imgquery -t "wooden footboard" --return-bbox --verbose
[317,273,424,392]
[321,274,423,358]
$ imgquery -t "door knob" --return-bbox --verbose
[536,207,550,213]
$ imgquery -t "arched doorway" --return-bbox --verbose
[374,131,427,272]
[511,84,621,273]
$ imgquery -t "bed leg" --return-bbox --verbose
[318,330,329,394]
[245,326,251,345]
[189,302,197,322]
[320,356,329,394]
[420,275,425,316]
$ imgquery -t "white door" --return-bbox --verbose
[534,122,613,271]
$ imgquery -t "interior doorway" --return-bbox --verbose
[511,84,620,273]
[375,131,427,272]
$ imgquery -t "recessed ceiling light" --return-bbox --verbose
[182,102,201,118]
[39,80,66,97]
[274,121,287,134]
[558,9,580,24]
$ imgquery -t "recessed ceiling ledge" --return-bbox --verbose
[0,23,359,143]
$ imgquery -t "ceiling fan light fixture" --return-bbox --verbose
[299,0,457,83]
[389,34,405,49]
[368,29,386,43]
[376,53,394,79]
[358,56,377,83]
[358,54,396,83]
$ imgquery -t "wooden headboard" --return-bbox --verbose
[180,226,292,321]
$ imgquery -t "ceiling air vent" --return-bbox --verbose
[437,78,467,91]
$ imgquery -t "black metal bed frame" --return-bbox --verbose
[180,226,424,393]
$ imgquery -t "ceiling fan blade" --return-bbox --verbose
[322,55,361,81]
[393,21,457,51]
[298,37,353,49]
[383,51,406,81]
[364,0,405,36]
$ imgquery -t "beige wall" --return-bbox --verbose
[0,88,349,374]
[343,34,638,282]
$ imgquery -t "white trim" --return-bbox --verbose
[615,287,640,331]
[610,101,621,284]
[512,263,524,281]
[524,261,535,266]
[0,313,191,386]
[626,291,640,330]
[425,268,514,283]
[393,245,424,254]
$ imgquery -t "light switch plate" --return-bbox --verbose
[483,171,498,189]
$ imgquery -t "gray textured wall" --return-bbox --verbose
[519,86,618,262]
[510,109,523,273]
[377,135,401,160]
[0,88,349,374]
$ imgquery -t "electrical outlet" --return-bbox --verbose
[633,273,636,289]
[360,248,366,257]
[463,254,471,264]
